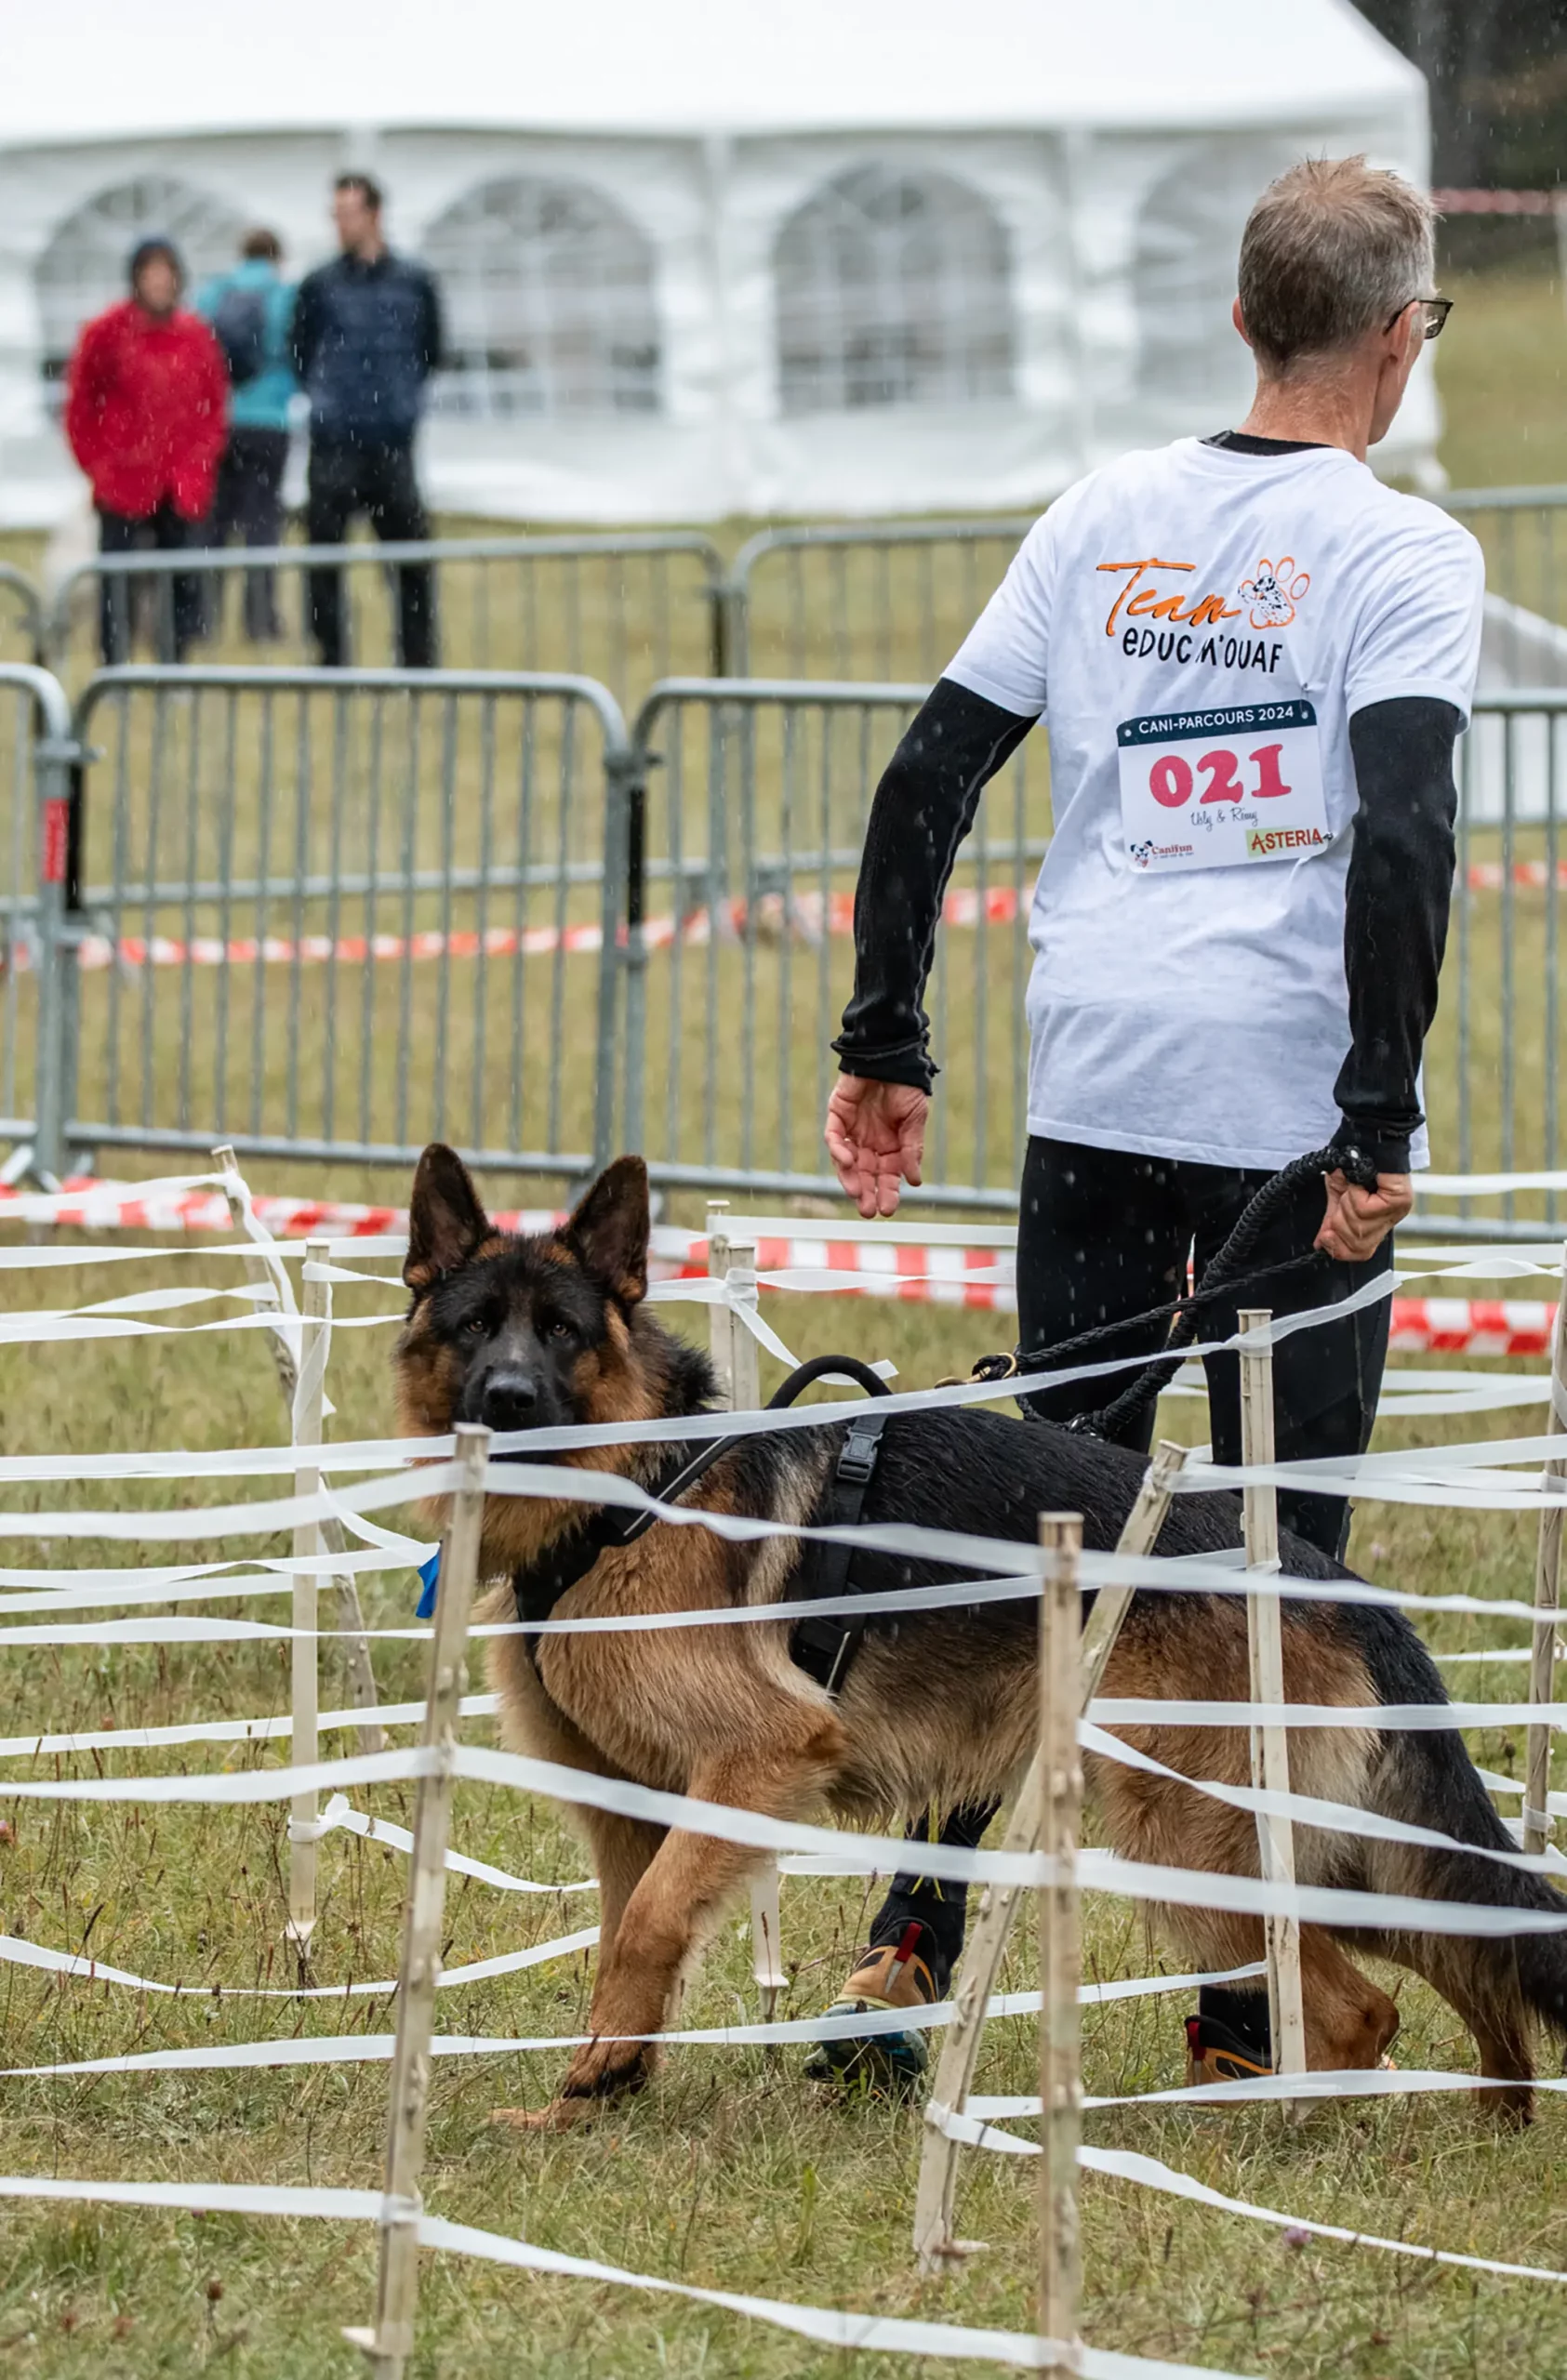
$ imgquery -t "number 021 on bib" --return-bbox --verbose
[1117,698,1330,877]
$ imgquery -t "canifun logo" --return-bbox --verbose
[1246,825,1326,858]
[1129,836,1193,867]
[1238,556,1310,629]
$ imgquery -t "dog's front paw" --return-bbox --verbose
[490,2037,654,2131]
[489,2096,604,2134]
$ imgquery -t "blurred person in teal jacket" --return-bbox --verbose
[197,229,298,641]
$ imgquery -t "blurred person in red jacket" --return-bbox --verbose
[65,236,229,663]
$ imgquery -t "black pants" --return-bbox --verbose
[305,436,435,668]
[867,1133,1394,1990]
[97,500,203,666]
[209,427,290,641]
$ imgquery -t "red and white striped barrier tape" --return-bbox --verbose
[1388,1298,1555,1359]
[0,1178,513,1239]
[4,863,1556,978]
[0,1180,1553,1356]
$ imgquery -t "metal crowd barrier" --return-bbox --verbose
[0,661,1563,1222]
[6,489,1567,702]
[40,666,633,1188]
[0,664,74,1164]
[1435,691,1567,1234]
[726,518,1033,680]
[1447,483,1567,606]
[603,680,1567,1222]
[42,532,727,705]
[609,676,1051,1208]
[0,564,44,667]
[1446,484,1567,658]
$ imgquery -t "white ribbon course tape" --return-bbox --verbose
[0,1914,600,2003]
[1079,1721,1563,1874]
[922,2119,1567,2293]
[299,1790,593,1895]
[0,2173,1258,2378]
[0,1964,1265,2076]
[975,2063,1567,2118]
[5,1738,1564,1941]
[11,1461,1567,1650]
[0,1690,498,1758]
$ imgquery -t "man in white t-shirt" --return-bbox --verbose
[808,157,1484,2093]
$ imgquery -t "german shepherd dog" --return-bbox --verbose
[397,1144,1567,2128]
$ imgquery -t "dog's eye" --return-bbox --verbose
[546,1317,575,1342]
[463,1314,488,1339]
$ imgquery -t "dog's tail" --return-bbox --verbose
[1353,1635,1567,2114]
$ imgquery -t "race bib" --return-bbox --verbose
[1117,699,1331,876]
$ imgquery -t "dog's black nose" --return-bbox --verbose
[482,1369,538,1430]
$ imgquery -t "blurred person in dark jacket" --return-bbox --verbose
[64,237,229,664]
[197,227,299,641]
[291,174,443,668]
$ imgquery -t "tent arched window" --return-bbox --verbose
[35,175,246,391]
[775,165,1014,416]
[1132,144,1297,409]
[423,176,661,418]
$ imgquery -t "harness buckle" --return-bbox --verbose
[836,1417,883,1486]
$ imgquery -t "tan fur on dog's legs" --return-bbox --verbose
[581,1810,669,1965]
[499,1716,844,2130]
[1385,1928,1535,2122]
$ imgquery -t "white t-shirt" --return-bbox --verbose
[945,437,1484,1171]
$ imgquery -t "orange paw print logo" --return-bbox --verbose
[1238,556,1310,630]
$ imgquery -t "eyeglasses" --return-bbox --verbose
[1384,295,1454,341]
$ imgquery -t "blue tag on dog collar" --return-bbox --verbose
[416,1551,440,1618]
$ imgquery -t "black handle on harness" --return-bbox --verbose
[766,1353,894,1408]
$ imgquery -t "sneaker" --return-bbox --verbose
[1185,2007,1276,2085]
[1185,1997,1400,2087]
[803,1924,938,2092]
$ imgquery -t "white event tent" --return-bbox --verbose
[0,0,1435,525]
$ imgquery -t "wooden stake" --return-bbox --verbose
[749,1859,786,2028]
[725,1236,761,1416]
[1239,1308,1307,2094]
[913,1441,1187,2271]
[719,1228,781,2011]
[215,1146,383,1755]
[705,1201,734,1408]
[1525,1250,1567,1856]
[1037,1513,1082,2375]
[345,1422,488,2380]
[286,1235,329,1964]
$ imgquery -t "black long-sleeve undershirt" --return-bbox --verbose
[831,681,1032,1091]
[1335,695,1461,1170]
[833,679,1462,1173]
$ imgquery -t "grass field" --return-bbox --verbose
[0,1247,1561,2379]
[0,263,1565,2376]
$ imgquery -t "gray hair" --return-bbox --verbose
[1238,157,1436,370]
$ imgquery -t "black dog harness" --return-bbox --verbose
[511,1355,892,1695]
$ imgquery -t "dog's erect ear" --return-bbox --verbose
[564,1155,649,1306]
[405,1144,489,1291]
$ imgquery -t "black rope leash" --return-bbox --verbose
[949,1143,1381,1443]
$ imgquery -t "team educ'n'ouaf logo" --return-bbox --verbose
[1238,556,1310,630]
[1096,555,1312,641]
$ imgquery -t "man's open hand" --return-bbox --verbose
[1315,1166,1413,1263]
[824,1077,930,1219]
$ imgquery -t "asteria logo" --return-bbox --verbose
[1238,557,1309,630]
